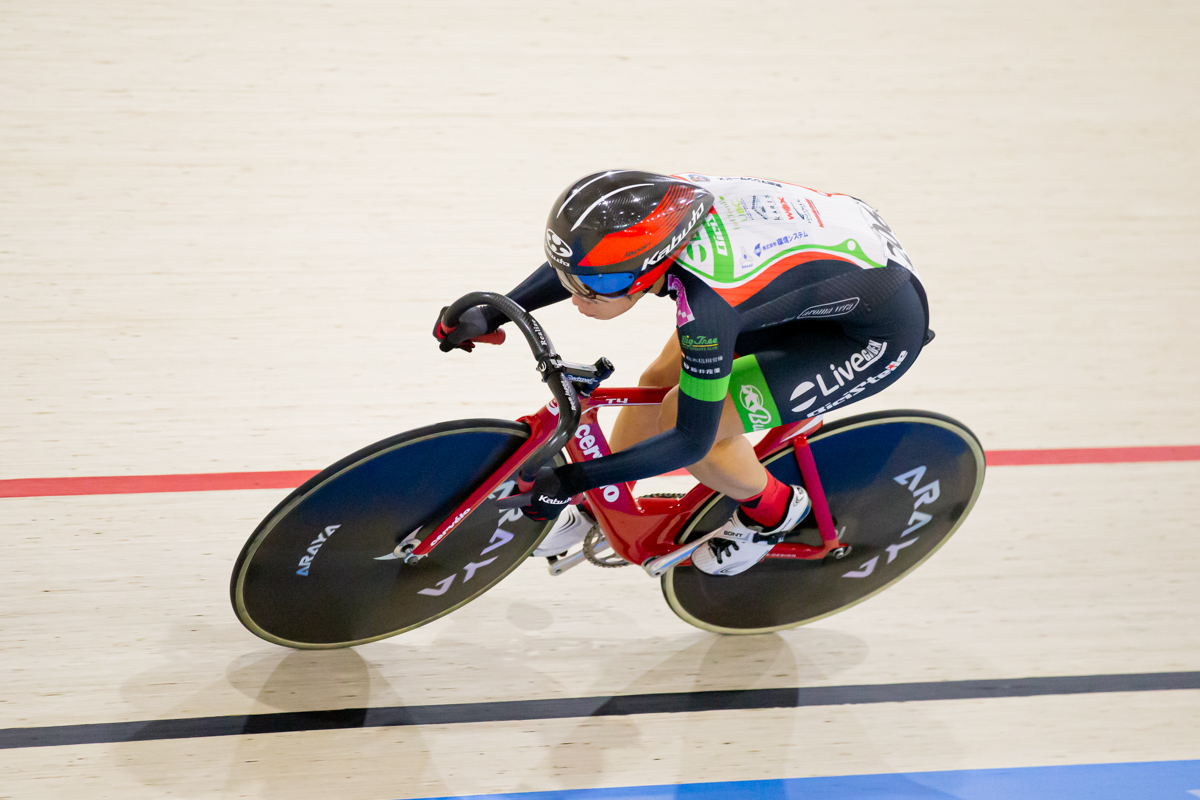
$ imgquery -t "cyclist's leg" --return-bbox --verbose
[655,387,768,498]
[610,333,769,498]
[609,334,680,452]
[688,281,928,575]
[611,274,925,497]
[730,278,928,428]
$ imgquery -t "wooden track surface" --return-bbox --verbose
[1,1,1197,797]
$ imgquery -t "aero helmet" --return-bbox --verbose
[545,170,714,298]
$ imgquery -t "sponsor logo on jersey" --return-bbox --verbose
[728,196,751,223]
[703,215,728,256]
[795,297,860,320]
[779,196,796,221]
[789,340,890,413]
[714,196,743,230]
[680,333,719,350]
[750,195,776,221]
[753,230,810,257]
[739,246,754,271]
[682,349,723,377]
[682,175,781,188]
[738,385,774,430]
[681,241,708,265]
[734,176,784,188]
[782,196,812,223]
[790,342,907,417]
[805,198,824,227]
[852,199,913,269]
[667,274,695,327]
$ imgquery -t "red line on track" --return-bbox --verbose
[664,444,1200,475]
[2,446,1199,499]
[985,445,1200,466]
[0,470,319,499]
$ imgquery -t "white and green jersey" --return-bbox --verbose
[501,174,928,497]
[671,173,916,306]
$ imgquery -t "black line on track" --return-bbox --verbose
[3,670,1198,750]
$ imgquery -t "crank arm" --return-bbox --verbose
[641,530,720,577]
[545,537,614,577]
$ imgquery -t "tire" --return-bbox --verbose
[230,419,555,649]
[661,410,986,634]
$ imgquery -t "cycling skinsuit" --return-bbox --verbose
[489,174,930,497]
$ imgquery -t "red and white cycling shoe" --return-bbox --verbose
[692,486,811,576]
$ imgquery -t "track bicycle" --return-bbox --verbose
[231,292,986,648]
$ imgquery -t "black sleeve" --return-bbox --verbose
[481,262,572,329]
[555,271,742,494]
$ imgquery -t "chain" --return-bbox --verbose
[583,527,629,568]
[580,494,686,568]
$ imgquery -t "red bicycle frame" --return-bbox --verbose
[413,387,846,566]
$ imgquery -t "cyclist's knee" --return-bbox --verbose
[657,386,680,432]
[639,336,682,387]
[657,389,744,442]
[640,364,678,388]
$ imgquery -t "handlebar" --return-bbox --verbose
[442,292,612,484]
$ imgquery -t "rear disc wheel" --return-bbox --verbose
[662,410,986,634]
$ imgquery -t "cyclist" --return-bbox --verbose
[435,170,930,576]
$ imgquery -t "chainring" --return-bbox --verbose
[583,526,629,568]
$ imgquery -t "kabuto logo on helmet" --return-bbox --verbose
[545,229,573,263]
[545,172,714,295]
[642,202,708,269]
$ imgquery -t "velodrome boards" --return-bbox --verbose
[1,1,1198,797]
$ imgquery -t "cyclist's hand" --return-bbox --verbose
[516,466,575,522]
[434,306,506,353]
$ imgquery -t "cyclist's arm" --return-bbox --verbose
[555,389,727,494]
[481,262,571,329]
[555,281,740,493]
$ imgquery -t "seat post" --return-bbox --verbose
[792,436,839,544]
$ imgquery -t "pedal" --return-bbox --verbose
[547,548,588,576]
[642,530,720,577]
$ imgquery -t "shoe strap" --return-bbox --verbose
[736,486,802,538]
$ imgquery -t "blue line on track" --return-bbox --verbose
[418,760,1200,800]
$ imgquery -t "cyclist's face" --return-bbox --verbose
[571,292,638,320]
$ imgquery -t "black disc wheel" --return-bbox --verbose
[231,419,554,649]
[662,410,986,634]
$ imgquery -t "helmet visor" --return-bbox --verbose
[555,269,637,299]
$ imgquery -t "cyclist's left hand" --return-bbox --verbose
[517,466,575,522]
[434,305,506,353]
